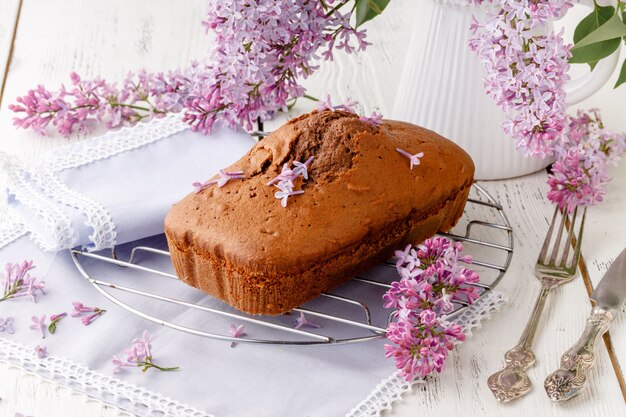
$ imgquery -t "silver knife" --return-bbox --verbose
[544,247,626,402]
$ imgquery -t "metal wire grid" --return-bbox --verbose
[70,183,513,346]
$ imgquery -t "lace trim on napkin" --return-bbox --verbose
[0,115,189,251]
[0,291,505,417]
[30,171,117,251]
[0,210,28,249]
[346,291,507,417]
[6,167,77,251]
[0,337,213,417]
[42,114,188,173]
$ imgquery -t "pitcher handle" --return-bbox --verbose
[564,0,621,105]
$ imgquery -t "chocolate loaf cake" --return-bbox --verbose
[165,110,474,315]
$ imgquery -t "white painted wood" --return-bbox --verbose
[0,361,133,417]
[383,171,626,417]
[579,162,626,381]
[0,0,20,99]
[0,1,625,416]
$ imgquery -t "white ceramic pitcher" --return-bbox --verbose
[391,0,621,180]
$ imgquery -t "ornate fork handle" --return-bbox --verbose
[487,283,551,402]
[544,308,613,402]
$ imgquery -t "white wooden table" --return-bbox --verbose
[0,1,624,416]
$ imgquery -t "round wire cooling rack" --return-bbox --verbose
[70,182,513,346]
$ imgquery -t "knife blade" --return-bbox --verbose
[591,247,626,316]
[544,247,626,403]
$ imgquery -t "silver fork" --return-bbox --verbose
[487,205,587,403]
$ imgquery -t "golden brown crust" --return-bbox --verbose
[164,110,474,315]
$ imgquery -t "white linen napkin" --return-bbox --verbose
[3,115,256,251]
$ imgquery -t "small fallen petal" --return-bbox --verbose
[294,312,321,330]
[34,345,48,359]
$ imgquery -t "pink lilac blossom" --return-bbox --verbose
[468,0,573,157]
[35,345,48,359]
[30,315,47,339]
[71,301,106,326]
[383,237,479,380]
[0,317,15,334]
[1,260,45,303]
[294,312,322,330]
[48,312,67,334]
[268,157,314,208]
[112,330,179,373]
[274,180,305,207]
[359,112,383,127]
[193,169,245,193]
[10,69,194,137]
[395,148,425,170]
[547,111,625,212]
[183,1,370,134]
[317,95,382,128]
[229,324,246,348]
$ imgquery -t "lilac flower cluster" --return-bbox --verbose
[268,157,314,208]
[183,0,369,133]
[193,169,245,193]
[547,111,626,212]
[112,330,179,373]
[10,70,193,137]
[469,0,573,157]
[383,237,480,380]
[1,261,45,303]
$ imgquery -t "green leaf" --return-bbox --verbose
[571,5,616,69]
[569,37,621,64]
[572,13,626,49]
[573,5,615,44]
[48,321,57,334]
[355,0,391,27]
[615,58,626,88]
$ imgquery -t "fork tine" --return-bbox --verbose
[569,207,587,269]
[549,207,567,265]
[539,206,559,263]
[560,206,577,267]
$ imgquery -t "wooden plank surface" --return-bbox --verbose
[0,0,21,105]
[0,1,625,416]
[579,162,626,395]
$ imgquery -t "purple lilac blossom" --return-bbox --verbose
[317,95,382,127]
[229,324,246,348]
[547,111,625,212]
[468,0,573,157]
[35,345,48,359]
[269,158,314,208]
[183,0,370,134]
[193,169,245,193]
[112,330,179,373]
[0,317,15,334]
[395,148,425,170]
[383,237,478,380]
[294,312,322,330]
[1,260,45,303]
[30,315,47,339]
[10,69,194,137]
[71,301,106,325]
